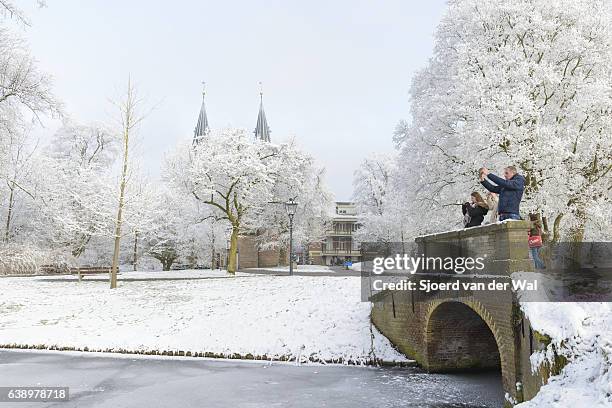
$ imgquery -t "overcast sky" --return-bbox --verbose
[18,0,447,201]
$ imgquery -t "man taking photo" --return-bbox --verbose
[479,166,525,221]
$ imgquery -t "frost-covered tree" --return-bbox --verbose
[0,121,117,273]
[144,193,183,271]
[0,1,59,251]
[165,129,330,274]
[352,152,412,244]
[120,180,159,271]
[0,1,46,25]
[1,127,38,243]
[248,139,332,261]
[0,27,60,177]
[138,188,228,271]
[37,122,118,258]
[396,0,612,241]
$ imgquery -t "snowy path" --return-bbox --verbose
[0,350,504,408]
[0,274,406,363]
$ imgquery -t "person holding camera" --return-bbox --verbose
[462,192,489,228]
[479,166,525,221]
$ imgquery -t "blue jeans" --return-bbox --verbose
[530,247,546,269]
[499,213,521,221]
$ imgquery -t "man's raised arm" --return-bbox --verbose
[487,173,525,190]
[480,177,501,193]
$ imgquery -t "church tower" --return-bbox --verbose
[193,82,209,144]
[254,83,271,142]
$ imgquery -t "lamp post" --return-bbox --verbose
[284,198,298,276]
[225,239,230,270]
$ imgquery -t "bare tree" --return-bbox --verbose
[110,79,144,289]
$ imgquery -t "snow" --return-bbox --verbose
[242,265,340,274]
[0,273,408,365]
[516,303,612,407]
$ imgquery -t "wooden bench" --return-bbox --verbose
[70,266,112,281]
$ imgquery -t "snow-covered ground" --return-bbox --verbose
[517,303,612,407]
[0,273,408,364]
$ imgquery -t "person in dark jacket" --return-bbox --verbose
[462,192,489,228]
[479,166,525,221]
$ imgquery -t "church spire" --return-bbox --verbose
[254,82,271,142]
[193,81,209,144]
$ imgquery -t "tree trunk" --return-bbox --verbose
[227,225,239,274]
[552,213,564,243]
[4,182,15,243]
[110,141,128,288]
[211,229,216,270]
[568,225,585,243]
[110,79,138,289]
[567,208,586,268]
[133,231,138,271]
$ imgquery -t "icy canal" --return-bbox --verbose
[0,350,504,407]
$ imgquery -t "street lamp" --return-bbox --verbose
[284,198,298,276]
[225,239,231,270]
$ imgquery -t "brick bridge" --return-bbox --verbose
[369,221,545,406]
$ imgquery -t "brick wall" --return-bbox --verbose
[258,248,281,268]
[237,235,259,269]
[237,235,284,269]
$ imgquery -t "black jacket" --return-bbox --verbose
[481,173,525,215]
[462,203,488,227]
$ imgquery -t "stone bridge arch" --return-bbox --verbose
[424,300,504,374]
[369,221,547,405]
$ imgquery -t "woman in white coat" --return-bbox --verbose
[484,192,498,224]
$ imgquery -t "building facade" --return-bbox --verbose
[309,202,361,266]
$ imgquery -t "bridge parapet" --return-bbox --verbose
[415,221,534,276]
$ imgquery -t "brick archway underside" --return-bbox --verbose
[425,301,501,372]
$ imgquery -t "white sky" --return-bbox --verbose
[16,0,447,200]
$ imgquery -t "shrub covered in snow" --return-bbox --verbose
[0,245,76,275]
